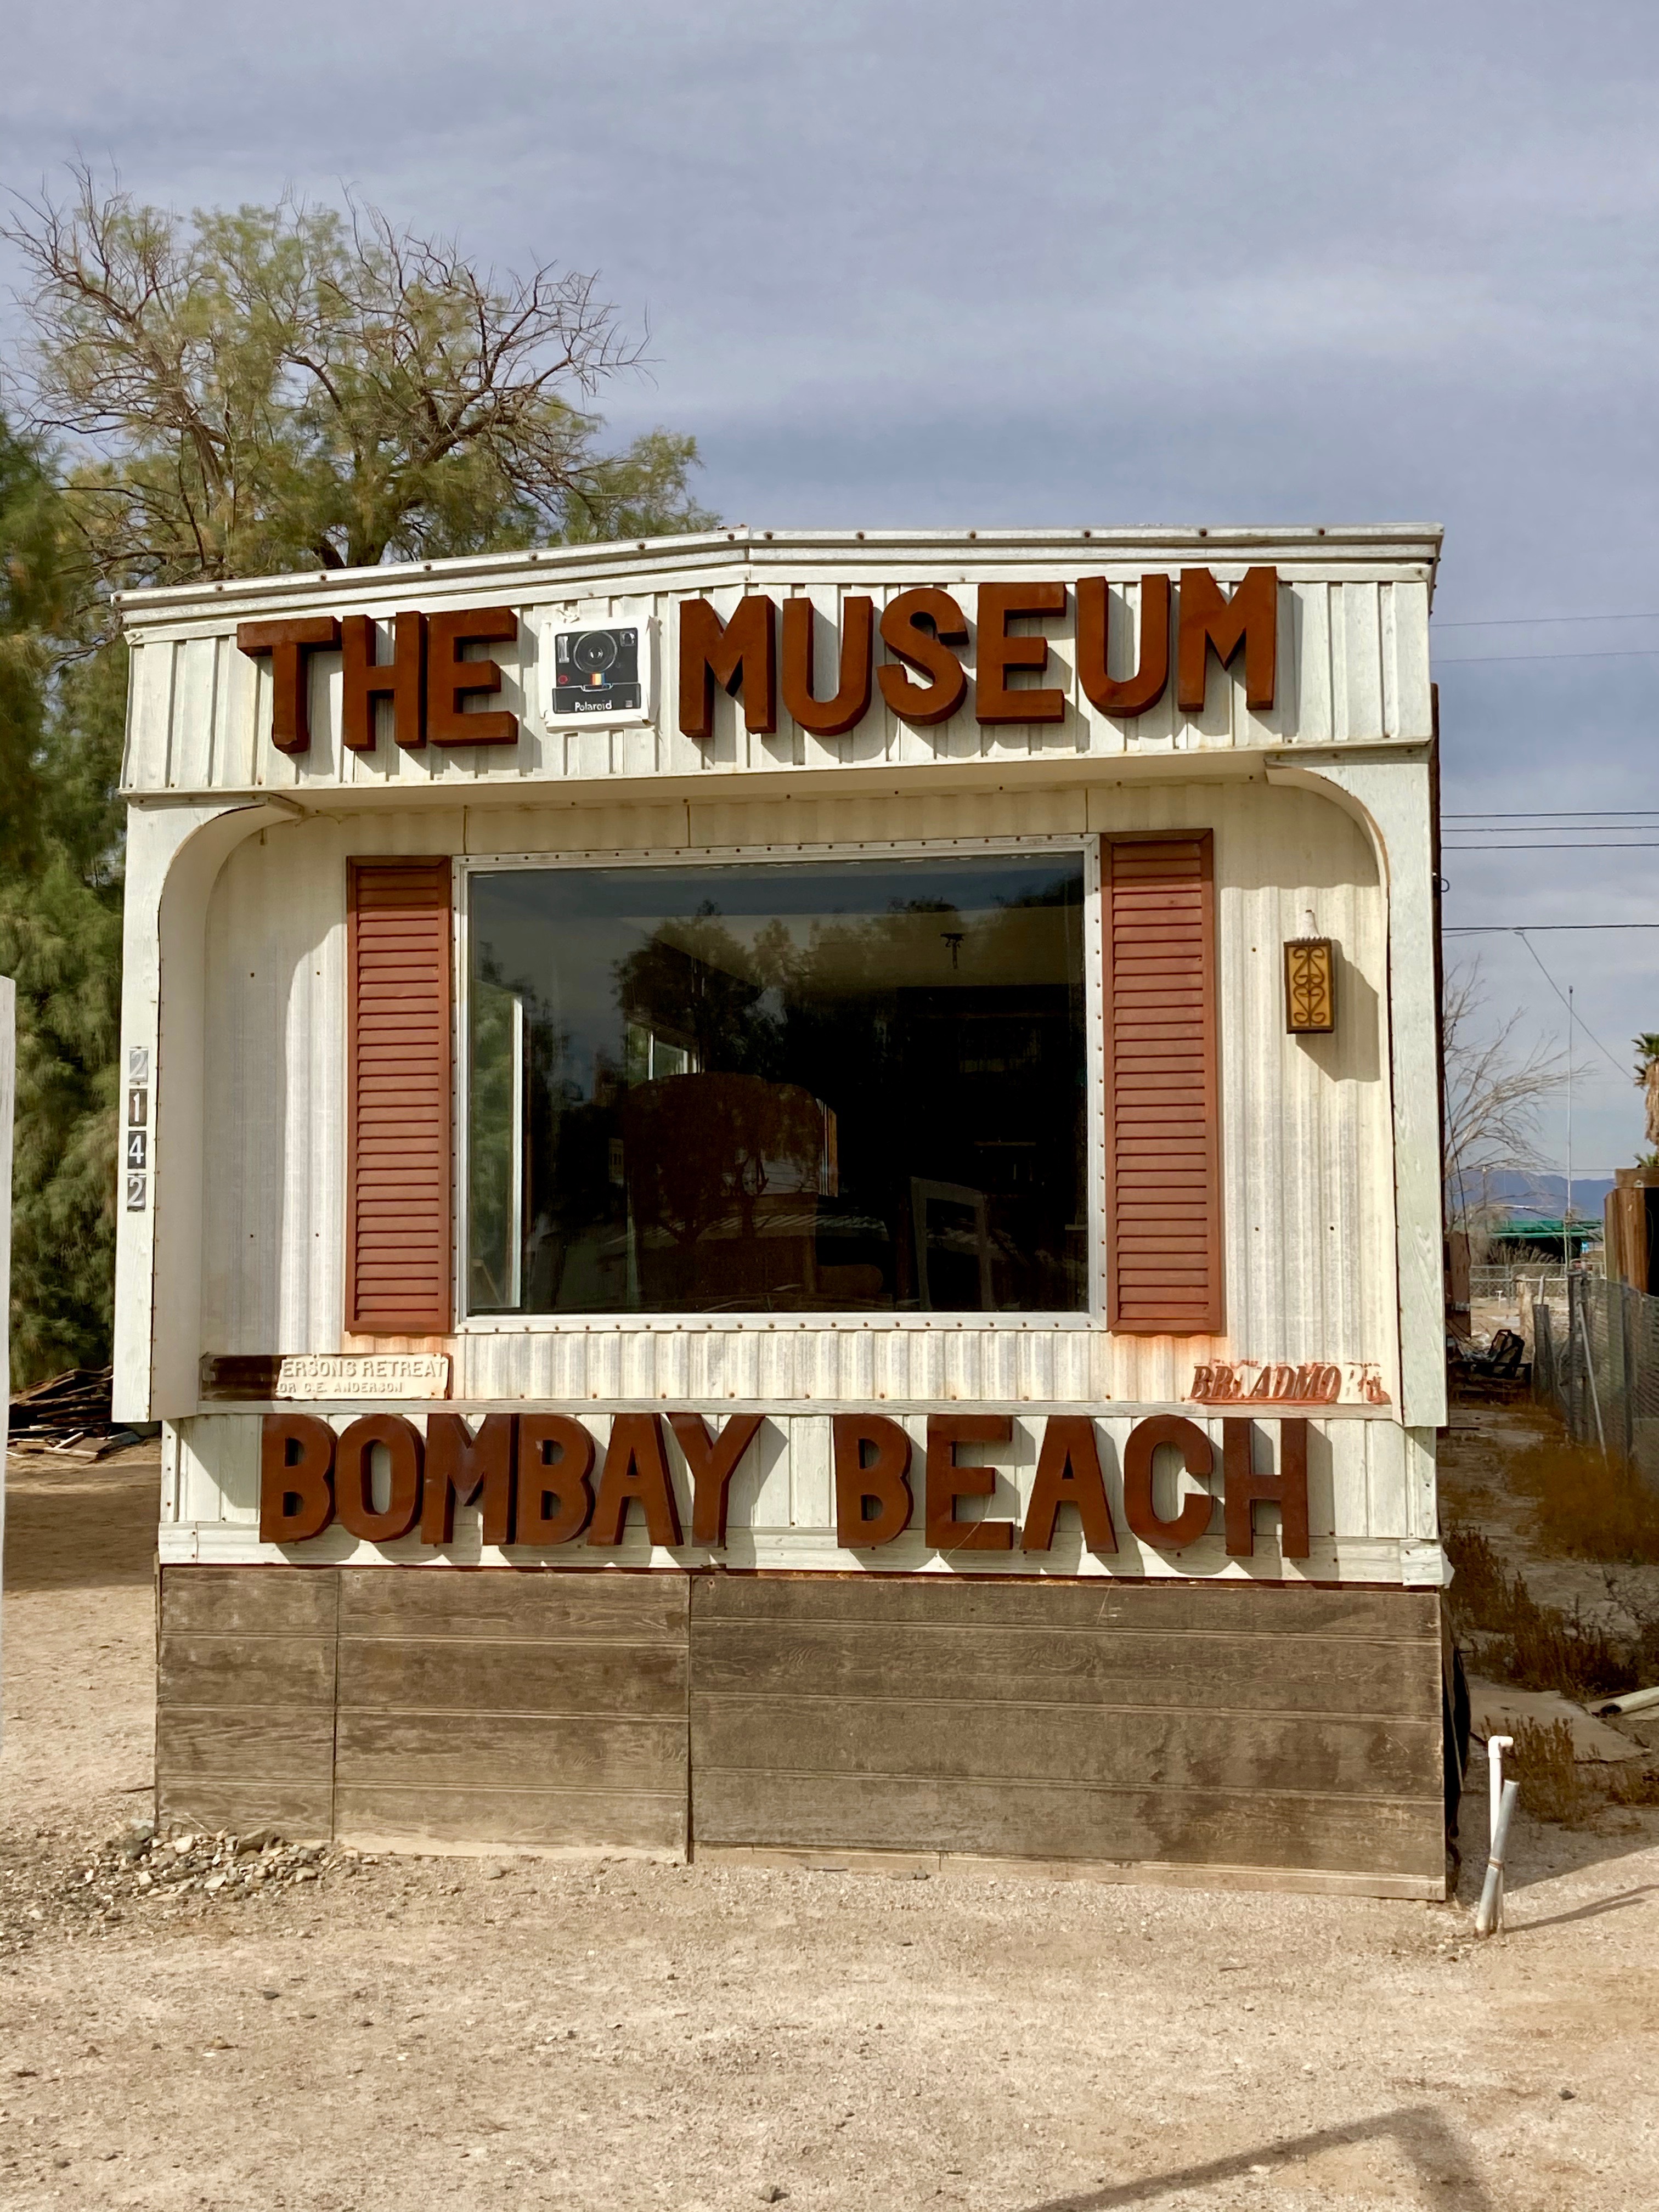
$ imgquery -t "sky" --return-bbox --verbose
[3,0,1656,1183]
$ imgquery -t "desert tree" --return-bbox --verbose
[0,167,714,1379]
[1442,962,1582,1253]
[3,164,714,600]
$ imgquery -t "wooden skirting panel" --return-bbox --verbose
[332,1568,687,1852]
[157,1567,339,1840]
[157,1567,690,1854]
[157,1568,1443,1893]
[687,1575,1445,1893]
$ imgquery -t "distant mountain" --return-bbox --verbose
[1469,1169,1615,1218]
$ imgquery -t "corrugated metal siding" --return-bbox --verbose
[121,567,1434,798]
[197,779,1393,1411]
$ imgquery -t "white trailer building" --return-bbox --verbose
[114,525,1449,1893]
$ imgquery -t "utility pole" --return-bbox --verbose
[1565,983,1575,1271]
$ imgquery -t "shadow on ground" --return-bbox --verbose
[1020,2104,1492,2210]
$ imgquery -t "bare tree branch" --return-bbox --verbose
[1,166,713,601]
[1442,961,1589,1235]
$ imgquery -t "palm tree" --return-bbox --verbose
[1635,1034,1659,1152]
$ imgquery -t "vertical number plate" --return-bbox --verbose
[126,1056,151,1207]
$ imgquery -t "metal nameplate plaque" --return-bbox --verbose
[274,1353,452,1400]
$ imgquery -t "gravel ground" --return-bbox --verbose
[2,1437,1657,2210]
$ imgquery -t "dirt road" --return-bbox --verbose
[2,1441,1657,2210]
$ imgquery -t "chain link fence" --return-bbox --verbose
[1532,1273,1659,1489]
[1472,1264,1572,1304]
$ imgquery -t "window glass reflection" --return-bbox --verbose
[467,855,1086,1314]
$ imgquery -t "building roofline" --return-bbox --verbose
[112,523,1446,631]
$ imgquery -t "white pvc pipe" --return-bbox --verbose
[1476,1779,1521,1937]
[1595,1684,1659,1718]
[1488,1734,1513,1857]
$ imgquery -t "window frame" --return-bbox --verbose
[451,833,1106,1334]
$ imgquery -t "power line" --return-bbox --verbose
[1446,811,1659,821]
[1447,926,1641,1085]
[1510,933,1632,1084]
[1435,611,1659,629]
[1435,648,1659,665]
[1444,842,1659,853]
[1444,922,1659,932]
[1444,841,1659,850]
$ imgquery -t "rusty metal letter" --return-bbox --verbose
[679,595,778,739]
[1223,1418,1311,1559]
[1076,574,1170,718]
[924,1414,1015,1551]
[236,618,341,753]
[1176,567,1277,714]
[833,1414,913,1545]
[1121,1414,1215,1550]
[1021,1415,1118,1553]
[259,1412,336,1542]
[669,1411,765,1546]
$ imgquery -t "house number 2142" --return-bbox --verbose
[126,1047,149,1210]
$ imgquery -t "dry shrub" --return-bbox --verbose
[1510,1718,1601,1827]
[1507,1439,1659,1564]
[1609,1763,1659,1808]
[1443,1523,1511,1631]
[1444,1522,1637,1699]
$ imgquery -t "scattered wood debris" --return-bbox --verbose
[7,1367,148,1457]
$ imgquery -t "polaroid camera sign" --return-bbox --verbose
[260,1408,1311,1560]
[552,623,645,716]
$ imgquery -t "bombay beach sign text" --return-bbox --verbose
[261,1407,1311,1561]
[236,568,1277,754]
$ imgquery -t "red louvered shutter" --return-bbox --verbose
[1103,833,1222,1334]
[345,858,453,1335]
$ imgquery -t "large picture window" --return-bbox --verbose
[466,851,1087,1316]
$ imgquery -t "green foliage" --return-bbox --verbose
[38,639,128,881]
[1,853,123,1382]
[563,429,715,545]
[0,422,61,872]
[0,421,125,1385]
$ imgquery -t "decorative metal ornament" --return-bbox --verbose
[1284,937,1336,1033]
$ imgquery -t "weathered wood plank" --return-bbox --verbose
[334,1785,685,1853]
[690,1574,1438,1642]
[691,1695,1439,1801]
[157,1707,335,1782]
[160,1632,336,1708]
[337,1637,686,1717]
[335,1711,685,1793]
[691,1768,1443,1879]
[338,1567,689,1643]
[690,1621,1441,1722]
[162,1565,338,1636]
[155,1780,333,1842]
